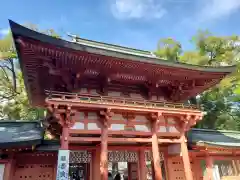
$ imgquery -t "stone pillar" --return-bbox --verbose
[181,136,193,180]
[206,155,213,180]
[138,149,147,180]
[100,124,108,180]
[151,117,162,180]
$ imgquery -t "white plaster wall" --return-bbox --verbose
[134,125,150,132]
[71,122,84,129]
[88,123,100,130]
[110,124,125,131]
[158,126,179,133]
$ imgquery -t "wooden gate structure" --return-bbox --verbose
[0,20,237,180]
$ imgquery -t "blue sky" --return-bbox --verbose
[0,0,240,51]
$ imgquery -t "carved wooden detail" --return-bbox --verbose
[108,151,138,162]
[48,105,76,128]
[179,114,203,131]
[99,108,114,128]
[122,112,136,130]
[46,91,199,110]
[69,151,92,163]
[145,150,164,162]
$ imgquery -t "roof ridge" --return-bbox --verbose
[68,34,152,54]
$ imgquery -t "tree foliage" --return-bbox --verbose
[155,38,182,61]
[0,25,59,120]
[156,30,240,130]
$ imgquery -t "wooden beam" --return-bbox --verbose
[69,137,101,142]
[108,137,151,143]
[69,129,181,137]
[68,136,181,143]
[69,129,101,134]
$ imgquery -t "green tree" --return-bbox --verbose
[0,25,59,120]
[155,38,182,61]
[185,31,240,130]
[156,31,240,130]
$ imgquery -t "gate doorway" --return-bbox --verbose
[69,163,89,180]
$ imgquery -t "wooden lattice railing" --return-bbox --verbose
[45,90,199,110]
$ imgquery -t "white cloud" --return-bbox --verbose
[198,0,240,22]
[176,0,240,31]
[111,0,167,20]
[0,28,9,36]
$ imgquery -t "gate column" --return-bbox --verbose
[99,109,113,180]
[150,112,163,180]
[180,121,193,180]
[55,106,75,180]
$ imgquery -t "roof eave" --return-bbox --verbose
[9,20,236,74]
[193,142,240,149]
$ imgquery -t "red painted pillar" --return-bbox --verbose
[92,148,101,180]
[100,125,108,180]
[61,126,69,150]
[151,119,162,180]
[128,163,132,180]
[3,158,15,180]
[138,149,147,180]
[206,155,213,180]
[181,136,193,180]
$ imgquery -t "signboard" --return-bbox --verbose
[56,150,70,180]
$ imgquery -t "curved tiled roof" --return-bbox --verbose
[9,20,236,73]
[0,121,44,148]
[188,128,240,148]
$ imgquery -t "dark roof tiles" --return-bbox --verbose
[0,121,43,148]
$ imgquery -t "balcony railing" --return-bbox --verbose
[45,90,199,110]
